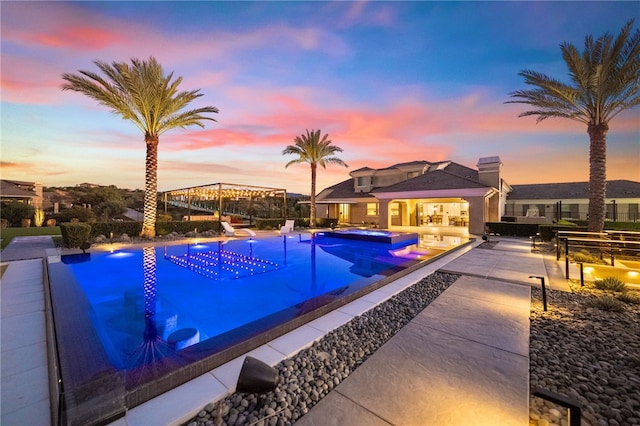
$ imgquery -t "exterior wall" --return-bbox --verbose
[378,200,390,228]
[34,183,43,209]
[467,196,486,235]
[349,203,369,225]
[372,174,406,188]
[487,192,500,222]
[315,204,330,219]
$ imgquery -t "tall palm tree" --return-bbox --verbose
[283,129,348,227]
[62,57,219,237]
[507,20,640,232]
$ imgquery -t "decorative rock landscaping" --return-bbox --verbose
[183,271,460,426]
[529,281,640,426]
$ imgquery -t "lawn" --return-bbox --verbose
[0,226,62,250]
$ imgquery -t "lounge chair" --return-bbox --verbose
[280,219,295,234]
[221,221,256,237]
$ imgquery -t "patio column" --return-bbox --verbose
[378,199,390,229]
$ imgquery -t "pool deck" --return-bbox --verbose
[0,234,570,425]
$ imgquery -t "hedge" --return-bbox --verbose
[60,222,92,248]
[485,222,540,237]
[254,218,338,230]
[86,220,223,237]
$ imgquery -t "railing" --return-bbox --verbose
[555,230,640,277]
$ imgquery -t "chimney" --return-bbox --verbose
[477,156,502,189]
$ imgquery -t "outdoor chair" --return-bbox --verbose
[221,221,256,237]
[280,220,295,234]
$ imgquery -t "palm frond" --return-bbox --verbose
[508,20,639,127]
[62,56,218,137]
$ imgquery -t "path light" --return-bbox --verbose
[236,356,279,394]
[577,262,584,287]
[529,276,547,311]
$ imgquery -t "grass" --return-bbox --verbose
[0,226,62,250]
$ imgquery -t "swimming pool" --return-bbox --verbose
[47,232,464,424]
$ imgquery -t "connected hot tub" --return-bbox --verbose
[318,229,419,246]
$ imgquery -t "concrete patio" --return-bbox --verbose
[0,235,562,425]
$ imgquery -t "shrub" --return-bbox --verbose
[585,295,625,312]
[90,222,143,238]
[594,277,627,292]
[156,213,173,222]
[617,292,640,305]
[255,218,310,230]
[60,222,92,248]
[572,250,600,264]
[52,206,96,223]
[485,222,539,237]
[0,201,35,226]
[538,224,586,241]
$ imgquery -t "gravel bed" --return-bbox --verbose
[183,271,460,426]
[529,281,640,426]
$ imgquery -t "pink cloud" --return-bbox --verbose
[21,26,123,50]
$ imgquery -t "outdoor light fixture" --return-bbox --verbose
[235,356,279,394]
[529,275,547,311]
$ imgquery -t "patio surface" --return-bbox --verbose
[0,234,566,425]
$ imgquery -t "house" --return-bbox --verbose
[314,157,508,235]
[0,179,43,209]
[505,180,640,222]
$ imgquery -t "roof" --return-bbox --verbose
[373,169,488,193]
[507,180,640,200]
[318,160,489,201]
[0,180,38,198]
[316,178,376,201]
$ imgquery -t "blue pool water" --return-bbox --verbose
[50,232,467,423]
[62,234,427,371]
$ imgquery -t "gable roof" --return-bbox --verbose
[507,180,640,200]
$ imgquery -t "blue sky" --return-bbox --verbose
[1,1,638,194]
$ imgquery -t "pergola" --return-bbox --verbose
[163,182,287,220]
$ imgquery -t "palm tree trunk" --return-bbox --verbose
[310,163,317,228]
[587,123,608,232]
[142,135,159,238]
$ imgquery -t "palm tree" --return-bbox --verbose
[62,57,219,237]
[283,129,348,227]
[507,20,639,232]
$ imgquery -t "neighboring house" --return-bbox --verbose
[0,179,43,209]
[314,157,508,235]
[505,180,640,222]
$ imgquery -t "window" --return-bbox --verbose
[357,176,369,187]
[367,203,378,216]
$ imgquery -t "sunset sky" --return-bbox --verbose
[1,1,638,195]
